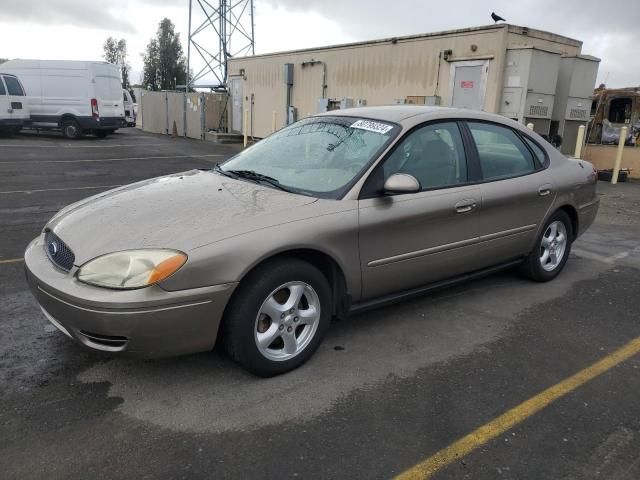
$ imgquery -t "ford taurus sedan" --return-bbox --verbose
[25,106,599,376]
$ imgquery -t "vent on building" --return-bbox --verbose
[528,105,549,117]
[569,108,588,119]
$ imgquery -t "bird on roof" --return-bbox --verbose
[491,12,506,23]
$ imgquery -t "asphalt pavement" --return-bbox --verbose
[1,128,640,479]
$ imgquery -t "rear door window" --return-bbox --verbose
[467,122,535,180]
[3,76,25,96]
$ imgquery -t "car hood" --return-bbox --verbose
[47,170,318,265]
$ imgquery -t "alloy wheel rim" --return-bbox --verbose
[539,220,568,272]
[254,281,321,361]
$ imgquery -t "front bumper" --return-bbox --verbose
[24,236,237,358]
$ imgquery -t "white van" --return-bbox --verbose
[123,89,136,127]
[0,73,30,134]
[1,60,126,139]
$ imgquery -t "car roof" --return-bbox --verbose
[317,105,516,127]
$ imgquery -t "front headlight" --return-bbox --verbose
[77,249,187,289]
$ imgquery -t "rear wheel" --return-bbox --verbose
[520,210,572,282]
[222,259,332,377]
[62,119,82,139]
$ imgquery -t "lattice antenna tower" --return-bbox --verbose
[186,0,255,89]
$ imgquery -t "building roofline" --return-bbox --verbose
[230,23,582,61]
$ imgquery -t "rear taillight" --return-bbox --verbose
[91,98,99,119]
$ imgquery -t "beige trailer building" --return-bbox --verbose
[227,23,598,145]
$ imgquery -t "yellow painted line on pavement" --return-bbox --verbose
[395,336,640,480]
[0,257,24,265]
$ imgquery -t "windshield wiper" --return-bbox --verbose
[212,163,237,179]
[225,169,295,193]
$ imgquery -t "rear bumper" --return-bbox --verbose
[77,116,126,130]
[24,236,237,358]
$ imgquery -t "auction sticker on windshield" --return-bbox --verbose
[350,119,394,134]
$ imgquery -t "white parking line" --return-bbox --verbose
[0,185,122,195]
[573,247,640,265]
[0,154,224,164]
[0,143,170,148]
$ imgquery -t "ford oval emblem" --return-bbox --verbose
[48,241,59,257]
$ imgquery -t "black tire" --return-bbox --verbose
[222,258,332,377]
[62,119,82,139]
[95,130,109,138]
[520,210,573,282]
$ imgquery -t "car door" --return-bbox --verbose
[465,121,555,265]
[358,121,482,301]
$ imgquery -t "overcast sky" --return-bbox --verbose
[0,0,637,88]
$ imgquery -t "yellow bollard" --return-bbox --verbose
[574,125,586,159]
[526,123,534,130]
[611,126,628,185]
[243,108,248,148]
[271,111,277,133]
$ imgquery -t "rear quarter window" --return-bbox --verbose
[0,78,6,95]
[523,136,547,167]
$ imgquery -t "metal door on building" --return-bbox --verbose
[449,60,488,111]
[229,76,243,133]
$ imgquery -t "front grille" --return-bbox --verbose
[44,230,75,271]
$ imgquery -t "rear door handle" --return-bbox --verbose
[455,199,477,214]
[538,184,552,197]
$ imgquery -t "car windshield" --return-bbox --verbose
[219,116,399,198]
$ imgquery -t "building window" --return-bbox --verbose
[608,97,632,123]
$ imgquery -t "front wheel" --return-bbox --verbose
[520,210,573,282]
[222,259,332,377]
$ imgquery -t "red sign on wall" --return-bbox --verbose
[460,80,474,89]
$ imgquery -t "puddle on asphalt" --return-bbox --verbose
[78,259,606,434]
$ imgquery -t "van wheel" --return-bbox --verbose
[62,119,82,139]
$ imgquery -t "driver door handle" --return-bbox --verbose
[538,184,553,197]
[455,199,477,214]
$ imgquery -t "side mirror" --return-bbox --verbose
[383,173,421,194]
